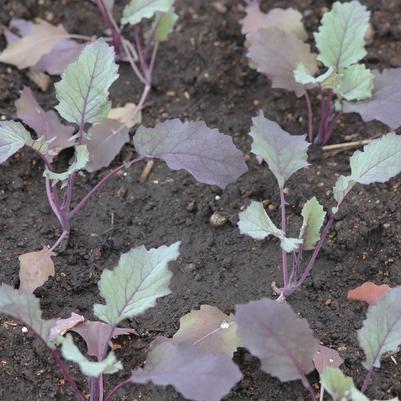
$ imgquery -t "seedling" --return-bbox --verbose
[0,243,243,401]
[235,287,401,401]
[241,0,401,145]
[0,39,247,259]
[238,112,401,300]
[0,0,177,110]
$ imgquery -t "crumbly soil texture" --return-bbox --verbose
[1,0,401,400]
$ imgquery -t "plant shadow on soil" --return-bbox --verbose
[1,0,401,400]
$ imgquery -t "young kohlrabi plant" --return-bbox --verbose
[0,0,177,108]
[0,242,244,401]
[235,287,401,401]
[241,0,401,145]
[238,112,401,300]
[0,39,247,264]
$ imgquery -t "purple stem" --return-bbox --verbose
[279,189,289,287]
[304,91,314,142]
[104,377,132,401]
[70,156,145,219]
[296,213,336,288]
[361,366,374,393]
[95,0,122,54]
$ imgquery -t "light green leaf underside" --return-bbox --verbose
[336,65,374,101]
[321,368,369,401]
[250,111,310,189]
[314,0,370,69]
[299,197,326,250]
[94,242,180,325]
[0,284,55,348]
[122,0,174,26]
[153,8,178,42]
[332,133,401,207]
[294,64,335,86]
[358,286,401,369]
[238,201,302,252]
[60,334,122,377]
[55,39,119,125]
[43,144,89,183]
[0,121,31,163]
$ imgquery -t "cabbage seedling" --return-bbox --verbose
[242,0,401,145]
[238,112,401,300]
[0,243,243,401]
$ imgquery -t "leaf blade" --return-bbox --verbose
[358,286,401,369]
[299,197,326,250]
[133,119,248,189]
[235,298,318,384]
[0,121,31,163]
[122,0,174,26]
[55,39,119,125]
[250,111,310,188]
[94,242,180,325]
[314,1,370,68]
[130,341,242,401]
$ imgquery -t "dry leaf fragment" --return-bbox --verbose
[18,247,55,293]
[49,312,85,340]
[313,345,344,374]
[347,282,391,305]
[108,103,142,129]
[0,19,68,69]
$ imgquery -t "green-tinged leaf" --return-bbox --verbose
[250,111,310,189]
[358,286,401,370]
[321,368,369,401]
[336,65,374,101]
[332,133,401,208]
[55,39,118,125]
[122,0,174,26]
[280,237,304,253]
[153,8,178,42]
[299,197,326,250]
[294,64,334,86]
[0,121,30,163]
[0,284,55,347]
[43,144,89,183]
[314,1,370,68]
[94,242,180,325]
[172,305,240,357]
[59,334,122,377]
[238,201,302,252]
[238,201,283,240]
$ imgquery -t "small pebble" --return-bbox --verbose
[209,212,228,227]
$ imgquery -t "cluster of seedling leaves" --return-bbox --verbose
[238,111,401,298]
[0,0,178,78]
[2,245,401,400]
[241,0,401,143]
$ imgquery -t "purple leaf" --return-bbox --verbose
[130,341,242,401]
[35,39,85,75]
[313,345,344,375]
[133,119,248,188]
[85,119,130,172]
[49,312,85,341]
[235,298,318,384]
[0,19,69,70]
[71,321,137,360]
[247,27,317,97]
[344,68,401,129]
[15,87,75,159]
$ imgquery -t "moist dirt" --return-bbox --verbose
[1,0,401,400]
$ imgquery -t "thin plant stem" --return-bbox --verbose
[104,378,132,401]
[305,91,314,142]
[279,189,289,287]
[70,156,145,219]
[121,37,147,85]
[45,177,64,228]
[319,385,324,401]
[296,213,336,288]
[361,366,374,393]
[95,0,122,54]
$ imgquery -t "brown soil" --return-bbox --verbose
[1,0,401,400]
